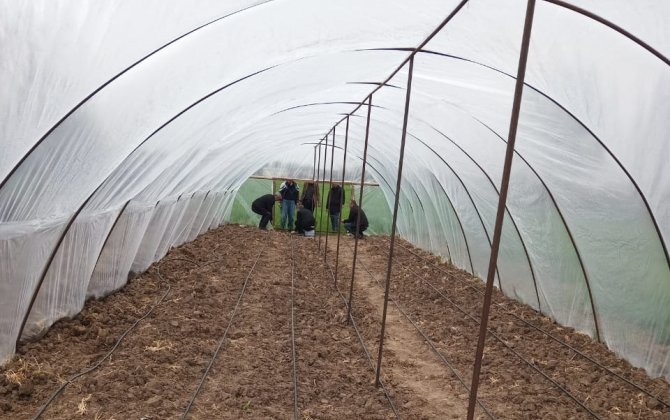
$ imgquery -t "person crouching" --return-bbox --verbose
[295,202,316,237]
[342,200,368,238]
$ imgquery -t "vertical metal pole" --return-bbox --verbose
[315,141,322,244]
[312,146,317,182]
[467,1,536,418]
[347,96,373,322]
[334,117,350,286]
[319,134,329,246]
[375,56,414,387]
[272,177,276,228]
[325,126,336,262]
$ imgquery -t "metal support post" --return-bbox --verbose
[467,1,536,418]
[334,117,350,285]
[347,96,373,322]
[325,126,336,262]
[319,134,329,247]
[375,56,414,387]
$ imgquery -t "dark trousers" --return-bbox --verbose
[251,204,272,229]
[344,222,367,236]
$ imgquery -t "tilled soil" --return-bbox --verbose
[0,225,669,419]
[327,235,670,419]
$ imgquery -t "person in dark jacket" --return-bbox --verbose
[279,179,299,230]
[342,200,368,238]
[251,193,282,230]
[294,203,316,237]
[326,184,344,231]
[300,181,319,212]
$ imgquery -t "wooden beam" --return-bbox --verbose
[249,175,379,187]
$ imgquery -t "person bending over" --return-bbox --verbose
[251,193,282,230]
[342,200,368,238]
[295,203,316,237]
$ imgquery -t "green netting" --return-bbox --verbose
[230,178,392,235]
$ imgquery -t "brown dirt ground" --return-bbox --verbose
[0,225,668,419]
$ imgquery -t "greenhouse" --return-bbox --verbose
[1,0,669,418]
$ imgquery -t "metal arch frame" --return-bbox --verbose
[542,0,670,66]
[361,46,670,274]
[304,120,471,274]
[323,0,471,130]
[14,66,277,344]
[303,118,473,276]
[300,142,402,203]
[90,199,133,277]
[414,125,542,311]
[401,94,595,326]
[393,56,604,337]
[346,81,402,89]
[0,0,276,194]
[430,173,476,275]
[404,133,504,290]
[403,176,452,264]
[271,102,386,117]
[350,45,670,340]
[344,112,504,289]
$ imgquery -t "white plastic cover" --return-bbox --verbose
[0,0,668,380]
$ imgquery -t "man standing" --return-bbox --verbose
[294,202,316,237]
[326,184,344,231]
[342,200,368,238]
[279,179,299,230]
[251,193,282,230]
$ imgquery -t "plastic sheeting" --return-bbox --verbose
[0,0,668,380]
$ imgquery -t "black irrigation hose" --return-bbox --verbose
[289,234,300,420]
[339,242,496,419]
[181,240,267,419]
[378,244,601,418]
[393,240,670,409]
[32,257,200,420]
[321,253,401,420]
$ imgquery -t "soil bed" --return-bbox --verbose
[0,225,669,419]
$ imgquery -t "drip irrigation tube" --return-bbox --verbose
[32,257,200,420]
[393,240,670,409]
[181,240,268,419]
[321,247,401,419]
[339,242,495,419]
[289,234,300,420]
[376,241,600,418]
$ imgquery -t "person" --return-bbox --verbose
[300,181,319,212]
[279,179,299,230]
[342,200,368,238]
[294,202,316,237]
[251,193,282,230]
[326,184,345,232]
